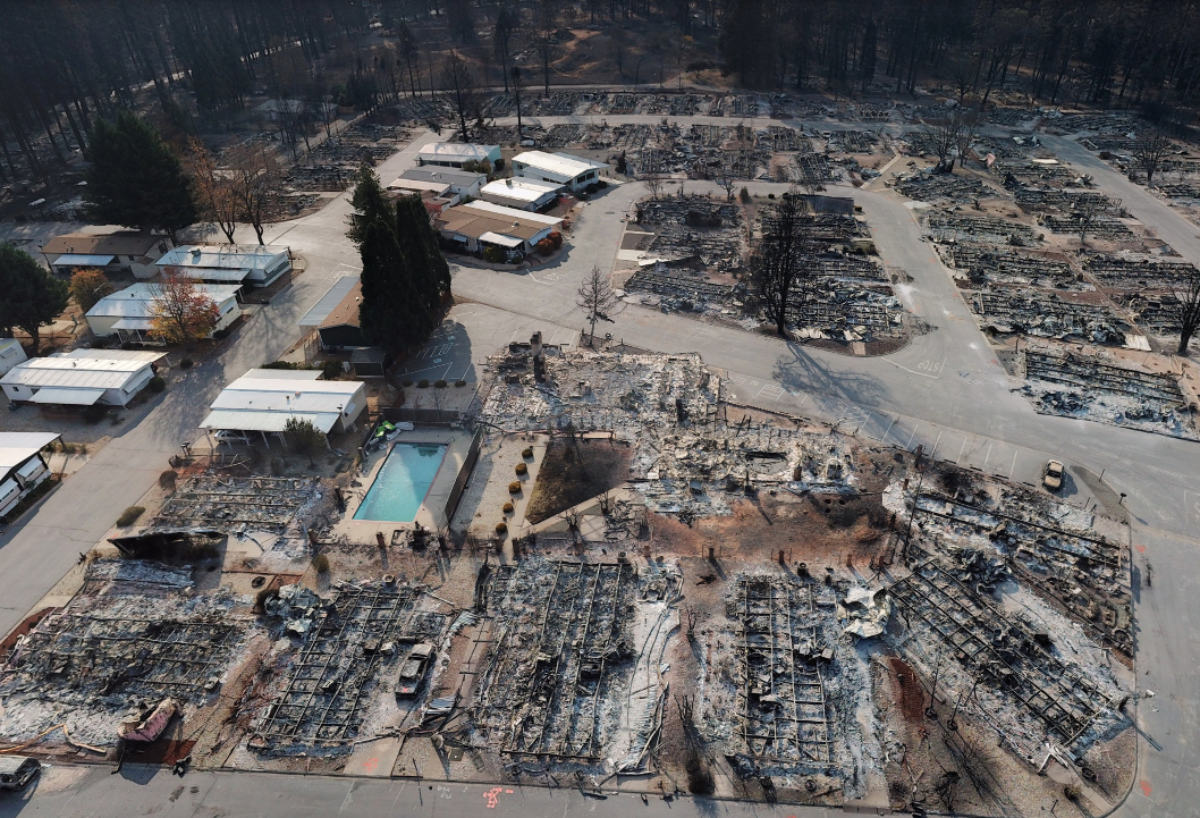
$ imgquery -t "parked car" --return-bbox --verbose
[0,756,40,791]
[1042,460,1064,491]
[396,643,434,697]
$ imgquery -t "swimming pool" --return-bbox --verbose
[354,443,448,522]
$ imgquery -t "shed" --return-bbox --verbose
[86,282,241,344]
[156,245,291,287]
[199,369,367,443]
[0,350,165,408]
[0,431,61,518]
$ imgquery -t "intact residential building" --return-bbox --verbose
[417,142,501,169]
[85,282,242,344]
[0,339,28,378]
[434,201,563,256]
[480,177,563,211]
[386,167,486,214]
[41,231,171,280]
[155,245,292,288]
[511,151,610,193]
[0,432,61,518]
[1,349,166,409]
[199,369,367,445]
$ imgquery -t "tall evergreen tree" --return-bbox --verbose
[0,244,70,355]
[84,111,197,241]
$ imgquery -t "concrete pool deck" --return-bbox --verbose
[333,427,474,541]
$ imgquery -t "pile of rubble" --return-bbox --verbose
[927,213,1040,245]
[940,245,1083,290]
[155,474,321,538]
[1080,254,1198,289]
[0,561,248,747]
[1019,350,1197,439]
[895,172,993,204]
[471,557,679,771]
[967,291,1135,345]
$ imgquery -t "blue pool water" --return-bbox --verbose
[354,443,447,522]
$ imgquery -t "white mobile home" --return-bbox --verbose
[0,339,27,378]
[417,143,501,169]
[480,177,563,211]
[200,369,367,444]
[511,151,610,193]
[155,245,292,288]
[0,432,61,518]
[86,283,242,344]
[1,350,165,408]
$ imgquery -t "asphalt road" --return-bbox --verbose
[0,113,1198,816]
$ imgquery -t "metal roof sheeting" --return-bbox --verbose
[0,432,61,472]
[478,231,524,248]
[52,253,116,266]
[200,409,340,434]
[417,143,499,162]
[1,350,159,391]
[299,276,361,328]
[512,150,609,181]
[173,267,252,282]
[157,245,288,272]
[28,387,105,406]
[87,283,241,320]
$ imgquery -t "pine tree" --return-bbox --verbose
[84,111,197,241]
[0,245,70,354]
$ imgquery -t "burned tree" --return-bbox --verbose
[1134,127,1172,188]
[441,51,481,143]
[752,193,813,338]
[577,265,622,346]
[1173,269,1200,354]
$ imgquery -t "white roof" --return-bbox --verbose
[459,200,563,227]
[481,177,562,203]
[478,232,524,248]
[0,432,60,473]
[300,276,360,329]
[387,178,452,195]
[200,373,362,434]
[53,253,116,266]
[110,318,155,331]
[87,283,241,320]
[29,387,105,406]
[175,267,251,282]
[1,349,162,391]
[418,143,499,162]
[513,151,609,180]
[157,245,288,272]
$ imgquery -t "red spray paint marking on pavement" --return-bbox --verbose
[1140,780,1153,798]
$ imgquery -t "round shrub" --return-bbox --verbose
[116,506,145,527]
[402,379,414,387]
[148,375,166,393]
[503,502,514,514]
[417,379,430,388]
[455,379,467,387]
[495,521,508,534]
[312,554,330,574]
[508,481,521,494]
[180,359,194,369]
[521,447,533,459]
[434,379,448,388]
[515,462,528,475]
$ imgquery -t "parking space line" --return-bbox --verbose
[957,437,969,464]
[882,416,897,444]
[981,442,992,471]
[905,424,921,450]
[929,430,943,459]
[1009,450,1019,479]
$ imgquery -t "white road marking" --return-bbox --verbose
[957,437,969,464]
[929,430,944,459]
[905,424,921,449]
[885,355,947,380]
[758,384,783,400]
[1009,450,1019,479]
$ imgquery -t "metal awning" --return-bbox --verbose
[300,275,360,328]
[199,409,340,434]
[111,317,155,331]
[176,267,251,282]
[478,231,523,249]
[29,387,105,406]
[53,254,116,266]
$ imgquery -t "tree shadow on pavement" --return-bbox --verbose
[772,340,890,409]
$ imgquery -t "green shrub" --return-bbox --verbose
[455,379,467,387]
[495,521,508,534]
[509,481,521,494]
[767,192,775,199]
[503,502,514,513]
[521,447,533,459]
[116,506,145,527]
[321,360,342,379]
[434,379,448,388]
[739,186,751,203]
[148,375,166,393]
[417,379,430,388]
[515,462,528,475]
[261,361,300,370]
[483,246,507,264]
[312,554,330,574]
[159,470,177,489]
[180,359,193,369]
